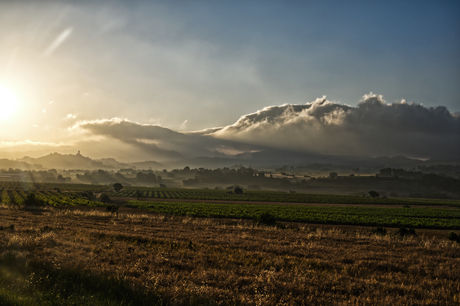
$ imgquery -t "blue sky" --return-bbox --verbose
[0,1,459,160]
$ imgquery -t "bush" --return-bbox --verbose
[24,193,45,207]
[255,212,277,226]
[113,183,123,192]
[106,204,119,214]
[234,187,243,194]
[447,232,460,243]
[100,194,111,204]
[368,190,380,198]
[395,227,416,237]
[371,227,387,235]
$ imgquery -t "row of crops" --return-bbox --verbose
[1,184,459,229]
[0,190,105,207]
[125,201,460,230]
[1,180,460,207]
[0,181,110,192]
[113,188,460,207]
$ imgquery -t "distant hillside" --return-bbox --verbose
[96,158,130,169]
[1,149,453,172]
[164,150,427,169]
[18,152,111,170]
[0,159,43,170]
[130,160,164,170]
[12,153,164,170]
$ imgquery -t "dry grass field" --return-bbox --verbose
[1,206,459,305]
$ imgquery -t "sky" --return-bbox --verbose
[0,0,459,162]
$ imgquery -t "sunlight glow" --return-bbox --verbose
[0,85,18,120]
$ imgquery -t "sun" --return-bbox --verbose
[0,85,18,120]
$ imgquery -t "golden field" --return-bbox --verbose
[1,206,459,305]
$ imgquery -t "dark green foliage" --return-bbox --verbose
[447,232,460,242]
[106,204,119,214]
[81,191,94,200]
[112,187,460,207]
[125,200,460,229]
[113,183,123,192]
[368,190,380,198]
[234,187,243,194]
[24,193,45,207]
[100,193,111,204]
[395,227,416,237]
[255,212,277,225]
[371,227,387,235]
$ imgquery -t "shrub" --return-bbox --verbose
[395,227,416,237]
[100,194,111,204]
[106,204,119,214]
[24,193,45,207]
[255,212,277,226]
[447,232,460,243]
[368,190,380,198]
[234,187,243,194]
[113,183,123,192]
[371,227,387,235]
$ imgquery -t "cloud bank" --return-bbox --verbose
[70,94,460,161]
[211,94,460,158]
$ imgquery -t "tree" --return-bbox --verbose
[100,193,111,203]
[113,183,123,192]
[135,190,143,200]
[234,187,243,194]
[368,190,380,198]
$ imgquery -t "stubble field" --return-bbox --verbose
[1,206,459,305]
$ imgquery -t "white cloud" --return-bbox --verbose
[69,94,460,160]
[65,113,77,120]
[212,94,460,158]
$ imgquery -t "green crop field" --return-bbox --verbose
[114,188,460,207]
[125,200,460,229]
[2,181,460,229]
